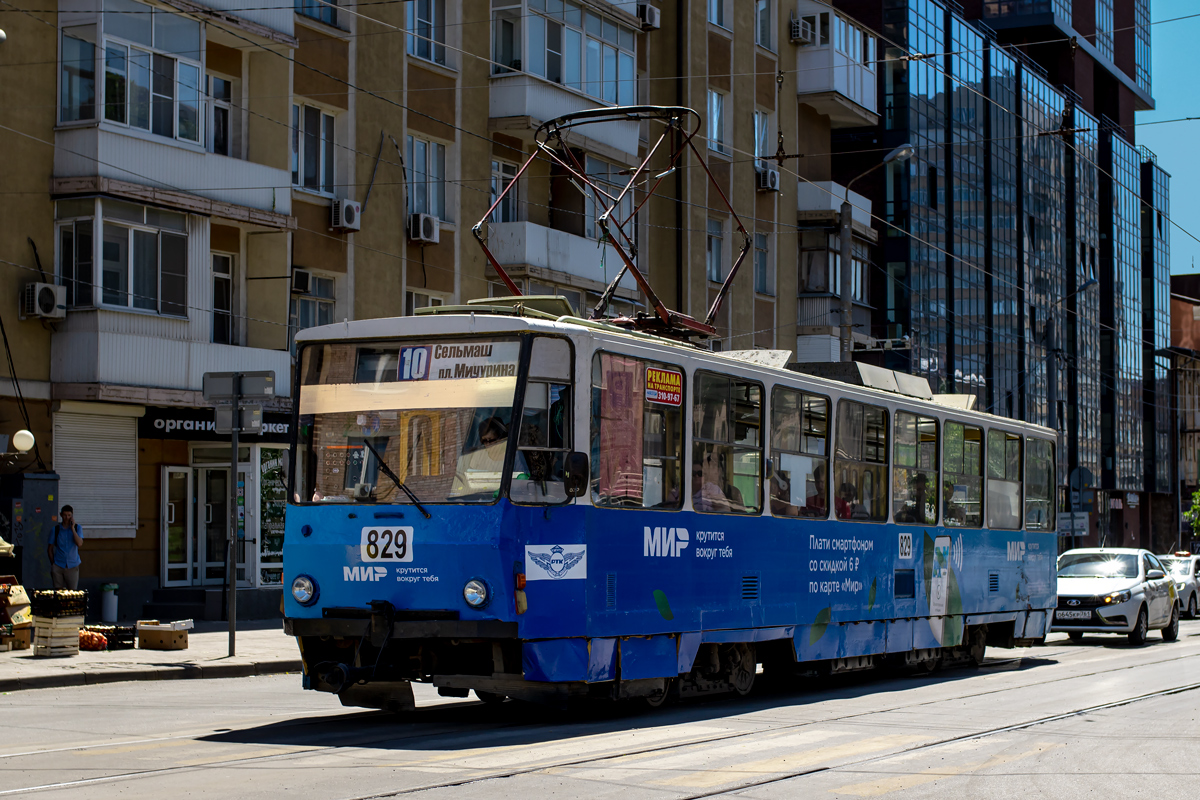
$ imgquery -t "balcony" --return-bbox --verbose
[485,221,638,295]
[489,74,639,159]
[794,3,877,127]
[55,128,291,218]
[51,311,292,401]
[797,181,875,235]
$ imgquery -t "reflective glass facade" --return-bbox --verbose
[1069,107,1101,482]
[1134,0,1151,96]
[988,46,1021,419]
[1141,157,1170,493]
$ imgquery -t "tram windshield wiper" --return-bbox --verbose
[361,438,432,519]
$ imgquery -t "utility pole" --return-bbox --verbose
[840,199,854,362]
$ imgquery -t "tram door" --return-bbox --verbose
[193,466,252,587]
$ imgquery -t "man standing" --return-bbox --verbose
[47,505,83,590]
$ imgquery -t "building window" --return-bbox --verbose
[56,201,96,308]
[212,253,234,344]
[90,199,188,316]
[292,104,336,194]
[407,135,447,219]
[708,89,727,154]
[291,274,335,350]
[707,219,724,283]
[296,0,337,27]
[754,233,773,295]
[755,0,772,49]
[61,26,97,123]
[708,0,726,29]
[583,155,633,240]
[405,290,444,316]
[515,1,635,104]
[208,75,233,156]
[490,160,518,223]
[753,110,772,169]
[96,1,202,143]
[408,0,447,66]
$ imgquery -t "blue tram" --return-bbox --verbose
[282,302,1058,711]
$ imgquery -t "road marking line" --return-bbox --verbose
[656,735,926,789]
[833,742,1063,796]
[77,740,189,756]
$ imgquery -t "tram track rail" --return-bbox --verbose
[5,644,1198,797]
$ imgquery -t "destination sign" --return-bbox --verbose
[398,342,521,382]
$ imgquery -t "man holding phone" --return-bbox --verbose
[47,505,83,590]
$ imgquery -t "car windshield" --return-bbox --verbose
[296,337,525,504]
[1057,553,1139,578]
[1161,558,1190,577]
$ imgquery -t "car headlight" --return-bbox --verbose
[291,574,319,606]
[1177,582,1187,591]
[463,579,489,609]
[1103,590,1131,604]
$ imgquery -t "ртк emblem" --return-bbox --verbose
[526,544,586,580]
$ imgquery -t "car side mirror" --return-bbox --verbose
[1147,569,1165,580]
[564,451,589,498]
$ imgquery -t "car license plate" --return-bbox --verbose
[360,526,414,562]
[1056,610,1090,620]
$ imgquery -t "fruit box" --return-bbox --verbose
[137,628,188,650]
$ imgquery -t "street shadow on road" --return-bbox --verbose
[197,655,1065,754]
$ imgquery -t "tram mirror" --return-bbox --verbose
[564,451,589,497]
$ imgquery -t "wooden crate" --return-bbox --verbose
[32,616,83,658]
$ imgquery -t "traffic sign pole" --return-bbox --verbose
[228,372,240,658]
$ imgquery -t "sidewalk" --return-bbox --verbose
[0,620,302,692]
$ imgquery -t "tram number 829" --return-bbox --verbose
[360,526,415,562]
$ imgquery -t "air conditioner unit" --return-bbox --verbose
[790,17,815,45]
[756,166,781,192]
[292,268,311,295]
[408,213,441,244]
[21,282,66,320]
[331,198,362,231]
[637,4,661,31]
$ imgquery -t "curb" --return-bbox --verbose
[0,659,302,693]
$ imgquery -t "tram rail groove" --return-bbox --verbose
[4,649,1197,797]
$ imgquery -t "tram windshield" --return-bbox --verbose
[295,337,529,504]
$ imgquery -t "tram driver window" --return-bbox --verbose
[511,337,573,504]
[832,401,888,522]
[893,411,938,525]
[986,429,1022,530]
[770,387,829,518]
[942,422,984,527]
[590,352,684,509]
[692,372,763,514]
[1025,438,1055,531]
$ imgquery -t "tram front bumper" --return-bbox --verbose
[284,616,518,640]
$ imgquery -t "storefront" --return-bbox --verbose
[138,407,290,591]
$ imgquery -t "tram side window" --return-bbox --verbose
[986,429,1022,530]
[942,422,984,527]
[590,352,684,509]
[511,336,573,505]
[693,372,763,514]
[1025,438,1056,531]
[833,401,888,522]
[770,387,829,518]
[893,411,938,525]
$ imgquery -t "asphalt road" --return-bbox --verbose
[3,622,1199,799]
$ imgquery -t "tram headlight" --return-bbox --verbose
[463,579,489,609]
[291,574,319,606]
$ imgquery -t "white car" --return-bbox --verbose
[1159,552,1200,619]
[1053,548,1180,645]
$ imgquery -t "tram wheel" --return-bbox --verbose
[727,643,757,696]
[643,678,673,708]
[967,626,987,666]
[475,690,507,704]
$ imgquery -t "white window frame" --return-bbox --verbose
[408,0,447,66]
[754,110,773,169]
[207,73,235,157]
[490,159,519,223]
[708,89,728,155]
[754,232,774,296]
[407,133,448,220]
[76,200,189,317]
[94,3,204,145]
[290,273,336,352]
[59,24,98,125]
[755,0,773,50]
[708,0,728,30]
[405,289,448,316]
[707,219,725,283]
[212,252,236,344]
[293,102,337,196]
[584,155,634,241]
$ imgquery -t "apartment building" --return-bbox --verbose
[829,0,1175,550]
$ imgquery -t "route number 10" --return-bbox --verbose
[398,346,431,381]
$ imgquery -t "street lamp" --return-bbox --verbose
[12,430,34,453]
[840,144,914,362]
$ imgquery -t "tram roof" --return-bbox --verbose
[294,310,1055,438]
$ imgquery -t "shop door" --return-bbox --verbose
[161,467,192,587]
[194,466,252,587]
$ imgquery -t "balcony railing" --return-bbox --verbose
[484,221,637,293]
[488,74,639,156]
[795,2,877,127]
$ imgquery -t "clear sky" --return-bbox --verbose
[1139,1,1200,274]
